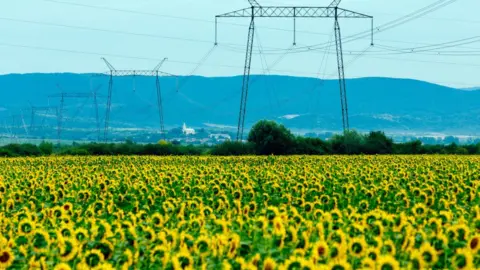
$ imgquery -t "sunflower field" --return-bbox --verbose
[0,156,479,270]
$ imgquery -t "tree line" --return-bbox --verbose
[1,120,479,157]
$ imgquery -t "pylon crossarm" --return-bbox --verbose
[101,70,176,77]
[328,0,342,8]
[249,0,261,7]
[216,7,371,18]
[153,58,168,71]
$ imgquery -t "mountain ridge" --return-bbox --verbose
[1,73,479,137]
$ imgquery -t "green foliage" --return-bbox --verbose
[0,143,43,157]
[364,131,394,154]
[1,121,480,157]
[294,137,329,155]
[210,141,255,156]
[39,141,54,155]
[330,130,365,154]
[247,120,296,155]
[56,142,204,156]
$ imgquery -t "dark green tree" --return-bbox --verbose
[330,130,365,154]
[364,131,394,154]
[39,141,54,155]
[247,120,296,155]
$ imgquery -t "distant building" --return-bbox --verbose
[209,134,231,141]
[182,123,196,135]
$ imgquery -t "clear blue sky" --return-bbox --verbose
[0,0,478,88]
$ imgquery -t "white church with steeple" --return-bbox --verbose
[182,123,196,135]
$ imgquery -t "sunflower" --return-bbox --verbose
[326,258,351,270]
[430,233,448,254]
[150,246,170,265]
[329,243,347,261]
[59,237,79,262]
[412,203,427,218]
[366,247,380,262]
[418,243,438,266]
[31,229,51,252]
[359,257,375,270]
[452,248,473,269]
[83,249,105,269]
[408,250,424,270]
[29,255,47,270]
[273,216,286,236]
[312,240,329,262]
[54,262,72,270]
[468,234,480,252]
[142,226,156,243]
[0,248,14,269]
[92,262,115,270]
[227,234,240,259]
[250,253,261,267]
[453,223,471,242]
[93,239,115,261]
[172,249,194,270]
[376,255,400,270]
[17,219,35,236]
[381,240,396,256]
[263,257,276,270]
[296,231,310,250]
[194,236,210,256]
[62,202,73,213]
[358,200,369,212]
[281,256,303,270]
[349,237,367,257]
[74,228,89,243]
[59,223,74,238]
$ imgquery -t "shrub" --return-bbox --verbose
[248,120,296,155]
[363,131,394,154]
[211,141,255,156]
[39,142,54,155]
[294,137,329,155]
[330,130,365,154]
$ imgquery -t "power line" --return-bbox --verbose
[2,40,480,76]
[31,0,332,37]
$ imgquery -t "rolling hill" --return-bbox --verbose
[0,73,479,137]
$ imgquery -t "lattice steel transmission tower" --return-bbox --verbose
[49,85,102,144]
[8,114,28,142]
[216,0,373,141]
[26,105,57,134]
[101,58,176,142]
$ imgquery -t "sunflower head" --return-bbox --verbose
[150,246,169,265]
[312,241,329,261]
[59,237,79,262]
[53,262,72,270]
[469,235,479,252]
[349,237,367,257]
[263,258,276,270]
[453,248,473,269]
[377,255,400,270]
[0,248,14,268]
[173,249,194,270]
[18,219,35,235]
[32,229,50,252]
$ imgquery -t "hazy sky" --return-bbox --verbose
[0,0,479,88]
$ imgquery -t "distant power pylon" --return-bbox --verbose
[25,105,57,135]
[49,85,102,144]
[101,58,177,142]
[216,0,373,141]
[9,114,28,142]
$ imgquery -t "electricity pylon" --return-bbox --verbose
[216,0,373,141]
[9,114,28,142]
[101,58,176,142]
[25,105,57,134]
[49,85,102,144]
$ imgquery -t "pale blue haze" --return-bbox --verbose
[0,0,478,88]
